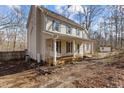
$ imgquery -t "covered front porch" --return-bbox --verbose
[44,32,94,65]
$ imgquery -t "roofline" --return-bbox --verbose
[37,6,86,31]
[43,30,95,42]
[26,6,33,28]
[27,5,89,35]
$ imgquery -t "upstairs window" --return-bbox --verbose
[66,26,72,34]
[76,29,80,36]
[52,20,60,32]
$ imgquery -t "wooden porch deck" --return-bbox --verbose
[46,55,83,66]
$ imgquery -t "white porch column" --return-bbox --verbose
[53,38,57,65]
[83,43,85,56]
[83,43,85,54]
[73,40,76,58]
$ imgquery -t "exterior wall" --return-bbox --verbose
[36,7,42,60]
[29,25,36,59]
[45,16,87,39]
[27,6,45,60]
[27,6,37,60]
[61,24,67,34]
[82,42,92,54]
[79,43,84,56]
[61,40,66,56]
[40,33,52,61]
[71,28,76,36]
[45,17,53,31]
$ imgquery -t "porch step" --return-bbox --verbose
[58,56,83,65]
[46,56,83,66]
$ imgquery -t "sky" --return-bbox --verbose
[43,5,108,31]
[0,5,110,32]
[0,5,30,18]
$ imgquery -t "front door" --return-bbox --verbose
[77,44,80,53]
[56,40,61,53]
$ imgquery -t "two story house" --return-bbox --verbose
[27,5,95,65]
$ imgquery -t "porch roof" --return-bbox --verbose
[43,30,95,43]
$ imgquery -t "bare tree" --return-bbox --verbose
[80,5,105,31]
[0,5,30,51]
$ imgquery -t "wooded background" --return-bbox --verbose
[0,5,29,51]
[0,5,123,51]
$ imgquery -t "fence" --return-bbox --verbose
[0,51,26,61]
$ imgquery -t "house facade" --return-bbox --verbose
[27,5,95,65]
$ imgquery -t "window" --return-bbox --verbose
[102,47,104,50]
[66,26,72,34]
[66,42,73,53]
[76,29,80,36]
[56,41,61,53]
[52,20,60,32]
[77,44,80,53]
[51,40,61,53]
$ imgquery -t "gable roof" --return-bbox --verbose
[27,5,89,34]
[38,6,86,31]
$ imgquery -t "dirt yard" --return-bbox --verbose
[0,52,124,88]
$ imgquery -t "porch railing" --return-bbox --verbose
[45,50,74,59]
